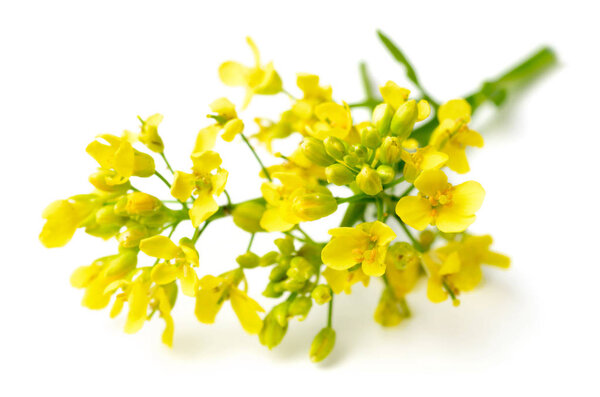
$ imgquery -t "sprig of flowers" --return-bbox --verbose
[40,31,556,362]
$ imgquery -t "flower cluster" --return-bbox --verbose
[41,33,555,362]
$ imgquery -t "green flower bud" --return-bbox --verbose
[282,278,306,292]
[372,103,394,135]
[259,307,288,349]
[124,192,162,216]
[376,165,395,184]
[232,201,266,233]
[272,302,290,327]
[311,285,332,305]
[301,137,336,167]
[236,252,260,269]
[323,136,346,160]
[132,151,156,178]
[309,327,336,363]
[260,251,279,267]
[263,281,284,298]
[274,237,295,256]
[269,263,290,282]
[89,170,130,193]
[105,249,138,277]
[287,256,315,282]
[390,99,418,140]
[360,125,382,149]
[343,153,360,167]
[350,144,369,161]
[292,192,338,221]
[356,166,383,196]
[325,164,355,186]
[288,296,312,319]
[379,136,402,165]
[95,205,126,226]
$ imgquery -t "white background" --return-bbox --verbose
[1,0,599,395]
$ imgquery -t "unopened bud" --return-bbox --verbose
[132,151,156,177]
[360,125,382,149]
[356,166,383,196]
[117,225,149,248]
[372,103,394,135]
[221,118,244,142]
[343,153,360,167]
[105,250,138,277]
[323,136,346,160]
[376,165,395,184]
[232,201,266,233]
[259,306,288,349]
[325,164,355,186]
[292,192,338,221]
[287,257,315,282]
[236,252,260,269]
[379,136,402,165]
[274,237,295,256]
[263,281,284,298]
[124,192,162,216]
[350,145,369,161]
[95,205,126,226]
[288,296,312,319]
[309,327,336,363]
[269,263,290,282]
[390,99,418,140]
[301,137,336,167]
[311,285,332,305]
[260,251,279,267]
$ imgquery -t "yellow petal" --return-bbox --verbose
[420,149,448,170]
[209,97,237,119]
[483,251,511,268]
[460,129,484,148]
[218,61,248,87]
[321,235,367,270]
[414,169,448,197]
[439,252,461,275]
[322,267,347,295]
[139,235,181,260]
[191,150,222,175]
[452,181,485,215]
[451,263,482,291]
[444,145,470,174]
[361,254,386,277]
[170,171,195,202]
[369,221,397,246]
[427,277,448,303]
[438,99,471,122]
[70,265,100,288]
[435,209,475,233]
[221,118,244,142]
[39,200,79,248]
[113,141,135,179]
[246,36,261,67]
[211,168,228,196]
[230,288,264,334]
[379,81,410,110]
[189,193,219,228]
[151,263,180,285]
[179,265,199,297]
[395,196,433,231]
[259,208,295,232]
[193,125,220,154]
[417,99,431,121]
[124,281,149,334]
[194,289,223,324]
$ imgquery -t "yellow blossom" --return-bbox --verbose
[138,114,165,153]
[139,235,200,297]
[219,37,282,108]
[209,97,245,142]
[171,150,228,228]
[194,271,264,334]
[429,99,484,173]
[396,169,485,233]
[321,221,397,277]
[40,194,101,248]
[400,145,448,183]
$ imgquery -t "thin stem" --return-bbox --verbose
[224,190,233,207]
[283,231,308,243]
[246,233,255,252]
[167,222,179,238]
[395,215,424,252]
[191,221,211,244]
[327,295,333,328]
[376,198,384,221]
[295,225,316,244]
[281,88,297,101]
[154,170,172,189]
[240,133,272,182]
[160,152,175,175]
[383,177,405,189]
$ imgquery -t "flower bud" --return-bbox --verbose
[95,205,126,226]
[274,237,295,256]
[356,166,383,196]
[376,165,395,184]
[301,137,336,167]
[350,144,369,161]
[309,327,336,363]
[132,151,156,177]
[232,201,266,233]
[325,164,355,186]
[292,192,338,221]
[323,136,346,160]
[259,308,288,349]
[124,192,162,216]
[236,252,260,269]
[89,170,130,192]
[390,99,418,140]
[374,288,404,327]
[372,103,394,135]
[287,256,315,282]
[282,278,306,292]
[288,296,312,320]
[117,225,149,248]
[222,118,244,142]
[311,285,332,305]
[360,125,382,149]
[260,251,279,267]
[343,153,360,167]
[379,136,402,165]
[262,281,284,298]
[269,263,289,282]
[105,250,138,277]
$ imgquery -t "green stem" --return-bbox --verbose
[395,214,423,252]
[154,170,171,189]
[240,133,272,182]
[191,221,211,244]
[295,225,316,244]
[224,190,233,207]
[247,233,255,252]
[376,198,384,221]
[282,88,297,101]
[327,295,333,328]
[160,152,175,175]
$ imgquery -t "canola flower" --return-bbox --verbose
[40,32,556,363]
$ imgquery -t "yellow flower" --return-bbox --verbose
[219,37,282,108]
[429,99,484,173]
[400,145,448,183]
[208,97,245,142]
[321,221,397,277]
[171,150,228,228]
[308,101,354,141]
[86,134,155,186]
[194,271,264,334]
[40,194,101,248]
[139,235,200,297]
[259,171,336,232]
[395,169,485,233]
[322,267,370,294]
[422,234,510,304]
[384,242,422,298]
[138,114,165,153]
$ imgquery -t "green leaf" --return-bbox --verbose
[377,30,421,88]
